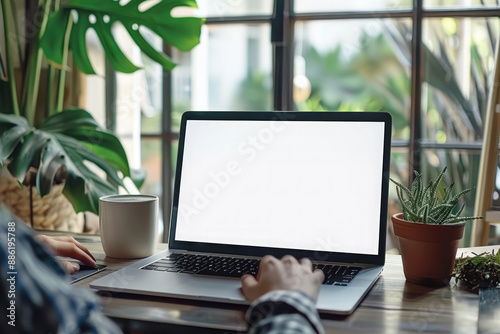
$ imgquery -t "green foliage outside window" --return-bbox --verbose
[296,19,498,244]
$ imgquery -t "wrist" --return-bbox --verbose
[246,290,323,334]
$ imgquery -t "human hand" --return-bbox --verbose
[241,255,325,303]
[36,235,97,274]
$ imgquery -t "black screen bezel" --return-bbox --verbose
[168,111,391,266]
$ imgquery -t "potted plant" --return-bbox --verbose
[390,167,482,286]
[0,0,203,230]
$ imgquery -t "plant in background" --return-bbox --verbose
[0,0,203,214]
[390,167,482,225]
[383,19,491,227]
[300,20,494,239]
[297,31,410,138]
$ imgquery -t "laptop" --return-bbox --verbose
[90,111,392,315]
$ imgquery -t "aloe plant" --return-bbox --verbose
[0,0,203,214]
[390,167,483,224]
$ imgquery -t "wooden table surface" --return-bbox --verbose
[46,230,500,334]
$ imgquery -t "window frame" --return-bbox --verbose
[122,0,500,241]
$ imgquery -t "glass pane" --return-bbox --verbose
[294,0,412,13]
[139,28,163,134]
[425,0,500,8]
[109,25,163,134]
[141,138,164,235]
[196,0,273,17]
[171,139,179,177]
[295,19,412,140]
[85,75,106,128]
[491,224,500,245]
[112,25,165,170]
[420,148,481,246]
[390,148,409,199]
[489,161,500,245]
[114,68,141,169]
[388,148,409,252]
[85,30,106,127]
[171,24,273,132]
[141,139,162,197]
[422,17,500,143]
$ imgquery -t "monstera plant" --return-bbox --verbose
[0,0,203,217]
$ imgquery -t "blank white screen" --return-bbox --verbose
[175,120,385,255]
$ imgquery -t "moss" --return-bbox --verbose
[453,250,500,289]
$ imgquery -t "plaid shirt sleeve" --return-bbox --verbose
[0,205,122,334]
[246,290,325,334]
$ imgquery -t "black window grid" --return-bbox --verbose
[103,0,500,240]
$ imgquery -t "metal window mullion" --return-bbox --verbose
[293,10,413,20]
[162,43,173,242]
[272,0,293,111]
[419,143,484,150]
[286,0,295,110]
[409,0,423,181]
[105,59,116,131]
[423,8,500,18]
[292,8,500,21]
[205,15,272,24]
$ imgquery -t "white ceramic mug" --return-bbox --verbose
[99,194,158,259]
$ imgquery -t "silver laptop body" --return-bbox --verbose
[90,111,392,315]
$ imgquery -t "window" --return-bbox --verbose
[100,0,500,244]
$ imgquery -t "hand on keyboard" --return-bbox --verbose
[240,255,325,303]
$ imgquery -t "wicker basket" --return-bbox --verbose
[0,165,83,232]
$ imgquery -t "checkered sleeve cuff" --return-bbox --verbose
[246,290,324,334]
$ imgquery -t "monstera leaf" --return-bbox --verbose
[1,0,200,217]
[41,0,203,74]
[0,110,135,214]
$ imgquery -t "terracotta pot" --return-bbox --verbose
[391,213,465,286]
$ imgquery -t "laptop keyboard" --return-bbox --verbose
[141,254,362,286]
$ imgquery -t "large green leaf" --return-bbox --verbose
[126,26,176,71]
[0,113,30,127]
[0,114,31,168]
[43,133,124,212]
[0,111,131,214]
[38,110,131,176]
[53,133,126,189]
[39,10,71,67]
[92,16,141,73]
[40,0,204,74]
[36,136,66,197]
[7,131,50,181]
[57,129,131,176]
[130,168,147,190]
[0,125,30,168]
[61,142,119,213]
[38,108,100,130]
[69,11,96,75]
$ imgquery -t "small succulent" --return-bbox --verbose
[390,167,483,224]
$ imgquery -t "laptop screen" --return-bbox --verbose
[171,112,390,259]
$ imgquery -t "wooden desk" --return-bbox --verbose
[45,231,499,333]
